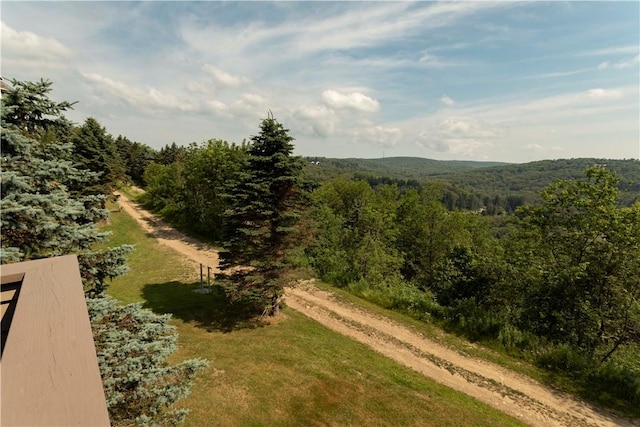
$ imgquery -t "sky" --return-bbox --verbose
[1,1,639,163]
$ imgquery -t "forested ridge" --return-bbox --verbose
[305,156,640,212]
[2,78,639,421]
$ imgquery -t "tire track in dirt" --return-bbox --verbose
[114,191,635,427]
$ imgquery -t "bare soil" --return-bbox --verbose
[114,191,636,427]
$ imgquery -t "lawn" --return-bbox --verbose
[103,207,525,426]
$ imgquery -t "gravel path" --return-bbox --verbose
[114,191,635,427]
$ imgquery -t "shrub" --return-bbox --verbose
[88,296,208,426]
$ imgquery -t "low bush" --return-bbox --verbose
[88,296,208,426]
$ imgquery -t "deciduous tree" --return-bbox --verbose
[513,167,640,359]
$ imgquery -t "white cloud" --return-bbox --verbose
[355,125,402,148]
[520,68,590,80]
[83,73,197,112]
[415,132,491,157]
[1,21,74,67]
[231,92,268,117]
[613,54,639,69]
[597,55,639,70]
[186,80,214,94]
[207,100,230,117]
[439,118,499,138]
[321,89,380,112]
[239,93,265,107]
[203,64,251,88]
[418,53,461,68]
[525,143,563,152]
[440,95,455,106]
[291,105,337,137]
[180,2,508,63]
[577,45,639,57]
[413,117,499,157]
[586,88,622,100]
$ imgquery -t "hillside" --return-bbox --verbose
[431,158,640,205]
[304,157,640,210]
[304,156,507,183]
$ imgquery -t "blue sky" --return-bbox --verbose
[2,1,638,162]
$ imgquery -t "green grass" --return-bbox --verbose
[103,206,525,426]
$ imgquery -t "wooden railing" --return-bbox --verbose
[0,255,110,426]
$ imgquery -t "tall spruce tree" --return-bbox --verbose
[0,79,127,282]
[114,135,156,186]
[219,114,307,316]
[70,117,125,196]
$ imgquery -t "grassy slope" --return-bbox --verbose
[103,206,524,427]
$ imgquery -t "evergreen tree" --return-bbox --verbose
[88,297,208,426]
[0,79,127,288]
[157,142,187,165]
[114,135,156,186]
[70,117,125,195]
[219,114,307,316]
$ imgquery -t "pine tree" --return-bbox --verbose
[219,114,307,316]
[114,135,156,185]
[70,117,125,196]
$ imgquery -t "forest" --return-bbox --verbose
[2,78,639,423]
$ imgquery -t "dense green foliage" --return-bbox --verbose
[114,135,156,186]
[70,117,125,197]
[304,156,506,182]
[305,168,640,412]
[0,78,130,294]
[507,168,640,359]
[141,139,246,242]
[306,156,640,213]
[0,78,205,424]
[436,158,640,209]
[219,115,308,315]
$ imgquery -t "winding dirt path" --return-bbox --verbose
[114,191,635,427]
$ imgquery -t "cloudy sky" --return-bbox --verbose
[2,1,638,163]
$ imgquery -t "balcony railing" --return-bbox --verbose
[0,255,110,426]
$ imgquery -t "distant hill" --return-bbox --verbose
[304,156,640,211]
[304,156,507,182]
[431,158,640,206]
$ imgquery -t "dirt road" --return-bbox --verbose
[114,191,634,427]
